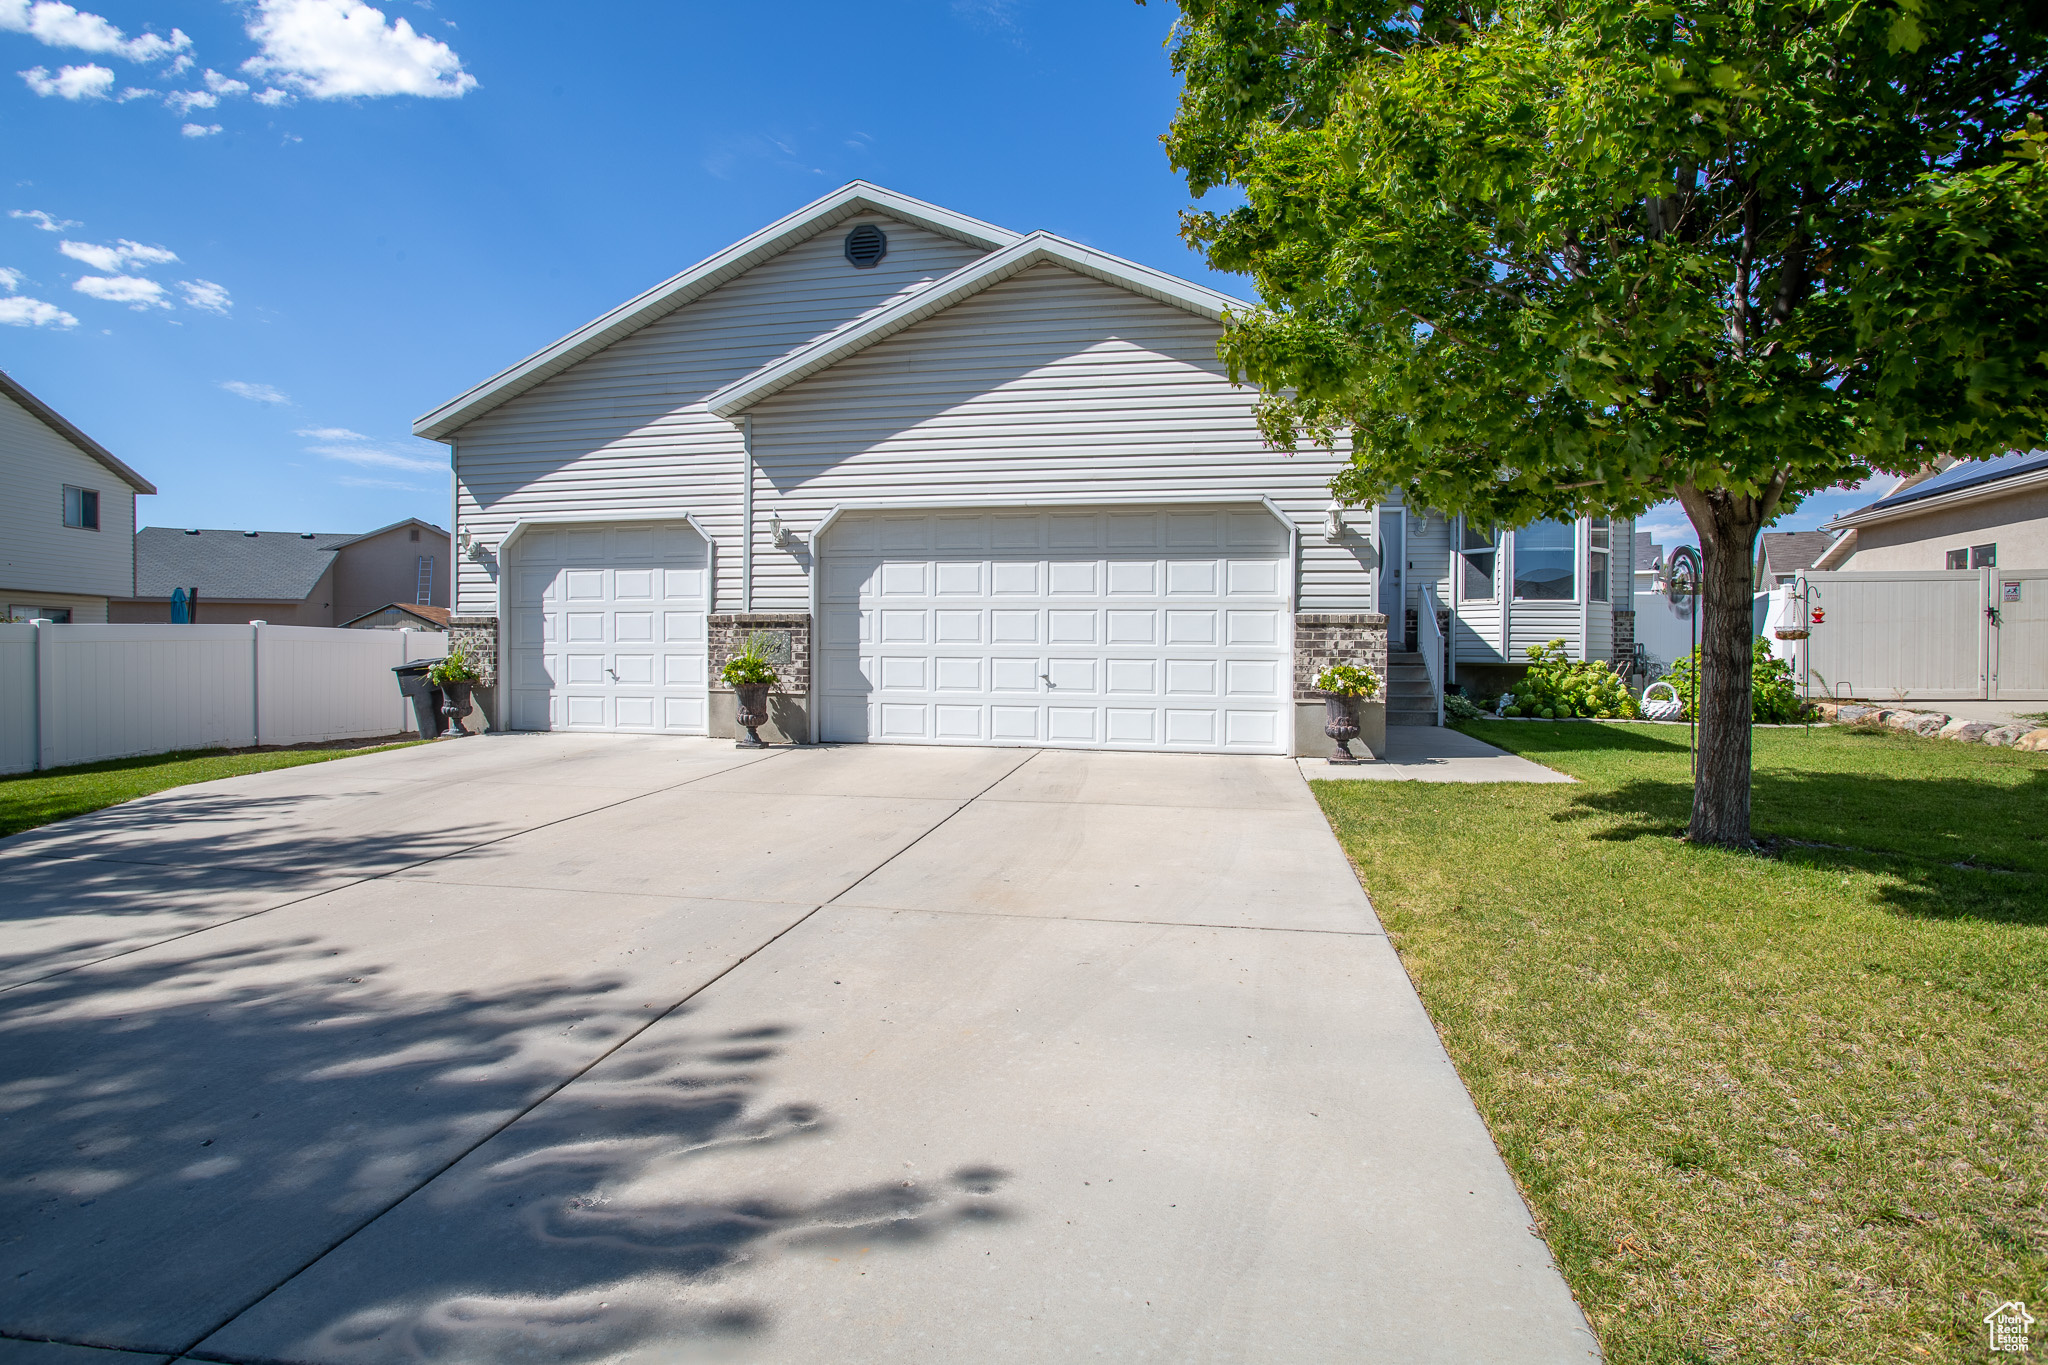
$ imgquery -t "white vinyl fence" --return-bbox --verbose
[1796,568,2048,703]
[1631,589,1772,680]
[0,622,448,774]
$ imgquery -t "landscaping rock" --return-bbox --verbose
[1885,710,1950,736]
[2017,729,2048,752]
[1982,724,2032,747]
[1834,705,1875,724]
[1938,719,1999,743]
[1813,701,1840,722]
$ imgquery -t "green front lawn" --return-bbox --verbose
[0,743,423,839]
[1313,723,2047,1364]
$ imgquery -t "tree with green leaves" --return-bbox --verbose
[1156,0,2048,844]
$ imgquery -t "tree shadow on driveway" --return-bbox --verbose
[0,924,1015,1363]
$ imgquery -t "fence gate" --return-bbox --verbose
[1992,569,2048,702]
[1799,570,1988,702]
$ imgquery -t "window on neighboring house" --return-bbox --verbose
[1458,522,1497,599]
[1514,519,1577,600]
[62,486,98,530]
[1776,573,1796,585]
[415,555,435,605]
[8,605,71,623]
[1587,518,1611,602]
[1972,544,1997,568]
[1946,549,1968,569]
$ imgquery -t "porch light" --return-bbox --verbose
[769,512,791,549]
[1322,501,1347,543]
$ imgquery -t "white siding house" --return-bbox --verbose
[417,184,1633,755]
[0,371,155,623]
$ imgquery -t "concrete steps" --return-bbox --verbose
[1385,651,1438,726]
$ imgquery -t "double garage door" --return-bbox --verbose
[819,506,1292,753]
[506,522,709,733]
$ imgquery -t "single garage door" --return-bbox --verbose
[506,521,709,733]
[819,505,1292,753]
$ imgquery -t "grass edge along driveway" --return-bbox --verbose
[1311,721,2046,1365]
[0,742,424,839]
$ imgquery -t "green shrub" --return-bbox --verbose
[1314,662,1381,697]
[718,632,781,689]
[1444,691,1488,722]
[1663,638,1809,723]
[1498,640,1639,721]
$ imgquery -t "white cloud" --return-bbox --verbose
[20,63,114,98]
[242,0,475,100]
[58,237,177,271]
[203,68,248,95]
[253,86,290,105]
[180,121,221,137]
[166,88,215,112]
[73,273,168,307]
[10,208,79,232]
[221,380,291,403]
[116,84,152,100]
[310,442,442,473]
[0,1,191,63]
[178,278,229,312]
[0,294,77,327]
[0,266,17,291]
[336,474,435,491]
[296,426,366,439]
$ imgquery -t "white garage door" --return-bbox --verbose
[506,521,709,733]
[819,505,1292,753]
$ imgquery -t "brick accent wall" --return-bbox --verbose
[447,615,498,685]
[709,613,811,693]
[1293,612,1389,700]
[1611,609,1636,676]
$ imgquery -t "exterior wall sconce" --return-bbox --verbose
[769,512,791,549]
[458,531,490,562]
[1322,501,1347,543]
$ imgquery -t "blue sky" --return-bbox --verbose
[3,0,1869,546]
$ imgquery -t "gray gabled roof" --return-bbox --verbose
[0,369,157,494]
[412,182,1023,442]
[1756,530,1835,577]
[133,527,351,601]
[704,231,1249,420]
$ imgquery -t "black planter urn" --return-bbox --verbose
[438,680,474,738]
[734,683,772,748]
[1323,692,1367,764]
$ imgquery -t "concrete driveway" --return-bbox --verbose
[0,736,1597,1364]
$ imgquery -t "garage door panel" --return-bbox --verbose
[821,507,1289,754]
[506,521,709,735]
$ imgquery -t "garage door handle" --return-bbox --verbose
[1040,672,1055,689]
[606,667,619,681]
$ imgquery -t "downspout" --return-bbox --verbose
[740,415,753,614]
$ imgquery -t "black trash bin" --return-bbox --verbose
[393,657,447,738]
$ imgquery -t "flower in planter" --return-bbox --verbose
[719,632,781,690]
[427,648,481,687]
[1313,662,1381,698]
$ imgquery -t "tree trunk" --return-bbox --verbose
[1673,482,1781,847]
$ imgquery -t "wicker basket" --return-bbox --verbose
[1641,681,1684,721]
[1773,627,1810,641]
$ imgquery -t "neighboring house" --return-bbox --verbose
[111,518,449,625]
[1755,530,1837,586]
[342,603,451,631]
[1818,450,2048,571]
[415,182,1631,754]
[0,369,156,623]
[1633,531,1665,592]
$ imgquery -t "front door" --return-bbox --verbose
[1377,507,1406,633]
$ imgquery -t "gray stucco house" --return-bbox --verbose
[417,184,1632,755]
[112,518,450,626]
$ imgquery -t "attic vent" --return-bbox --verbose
[300,532,314,539]
[184,528,200,535]
[843,224,887,269]
[243,531,258,538]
